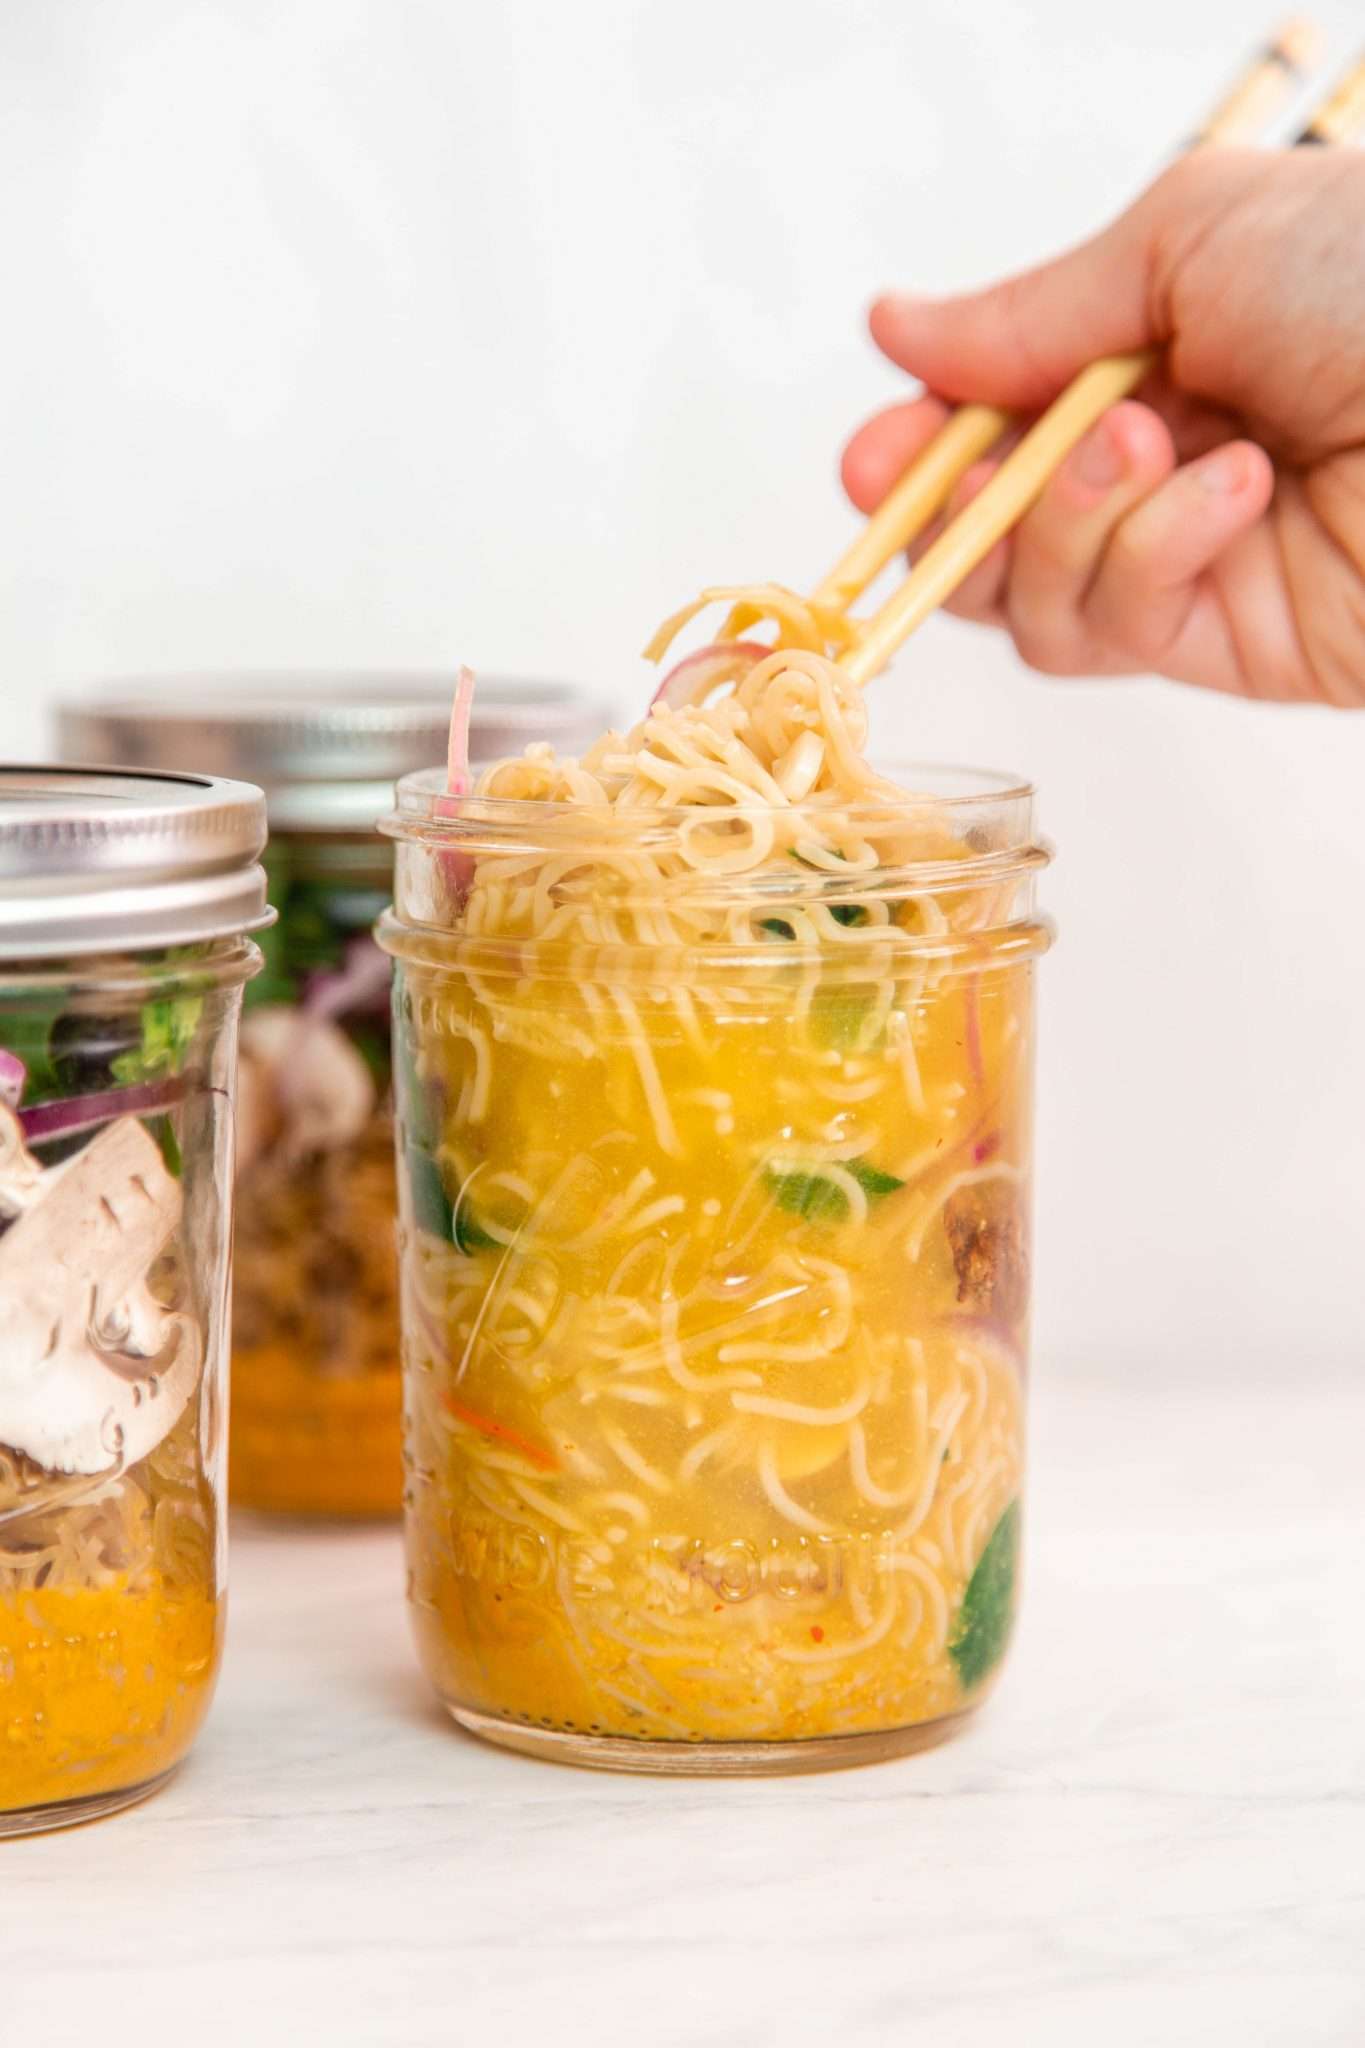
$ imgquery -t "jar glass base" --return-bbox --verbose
[0,1765,179,1839]
[447,1703,975,1776]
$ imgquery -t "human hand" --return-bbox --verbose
[842,150,1365,707]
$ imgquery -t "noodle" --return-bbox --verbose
[382,630,1044,1753]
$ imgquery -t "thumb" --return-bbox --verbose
[868,154,1257,411]
[870,230,1153,412]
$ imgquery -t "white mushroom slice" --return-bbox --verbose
[233,1039,280,1175]
[0,1102,49,1217]
[237,1006,304,1073]
[238,1006,376,1163]
[0,1114,202,1476]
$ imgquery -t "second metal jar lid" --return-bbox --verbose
[56,672,613,832]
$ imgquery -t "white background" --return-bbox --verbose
[2,0,1362,1375]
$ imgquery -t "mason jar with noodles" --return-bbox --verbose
[0,766,268,1833]
[379,692,1051,1773]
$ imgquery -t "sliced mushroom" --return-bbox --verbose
[0,1102,48,1217]
[944,1179,1029,1326]
[237,1006,376,1168]
[233,1037,283,1175]
[0,1114,202,1476]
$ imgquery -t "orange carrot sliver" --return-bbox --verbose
[440,1393,559,1473]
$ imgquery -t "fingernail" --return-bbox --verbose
[1069,419,1124,491]
[1197,445,1249,495]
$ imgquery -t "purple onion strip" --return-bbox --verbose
[0,1048,25,1110]
[20,1074,190,1144]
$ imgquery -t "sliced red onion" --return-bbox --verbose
[938,1313,1025,1369]
[0,1049,25,1110]
[446,663,476,796]
[20,1074,188,1145]
[436,840,475,906]
[304,935,393,1022]
[434,665,477,909]
[650,639,769,711]
[902,1101,999,1193]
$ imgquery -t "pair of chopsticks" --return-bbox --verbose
[810,24,1365,687]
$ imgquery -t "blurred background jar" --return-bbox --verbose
[0,766,268,1833]
[58,676,610,1518]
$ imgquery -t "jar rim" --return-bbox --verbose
[380,759,1050,962]
[384,759,1036,833]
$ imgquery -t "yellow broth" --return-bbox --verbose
[395,935,1034,1747]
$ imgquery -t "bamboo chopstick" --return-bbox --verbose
[809,402,1010,615]
[810,19,1323,628]
[837,354,1153,682]
[1295,52,1365,144]
[836,41,1353,688]
[1195,18,1322,145]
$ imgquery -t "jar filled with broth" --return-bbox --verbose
[378,646,1051,1772]
[0,766,268,1832]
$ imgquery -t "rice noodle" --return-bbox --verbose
[388,629,1036,1749]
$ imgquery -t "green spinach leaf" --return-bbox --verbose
[764,1156,904,1225]
[453,1199,499,1255]
[764,1168,850,1223]
[846,1159,903,1198]
[111,992,203,1085]
[2,1005,61,1103]
[949,1501,1020,1691]
[808,983,878,1049]
[406,1144,453,1239]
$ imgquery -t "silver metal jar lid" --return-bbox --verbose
[0,765,272,960]
[56,671,613,832]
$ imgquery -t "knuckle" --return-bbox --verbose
[1018,504,1085,580]
[1084,584,1160,666]
[1084,558,1182,670]
[1095,521,1149,600]
[1011,614,1083,676]
[1145,155,1201,214]
[1143,150,1231,227]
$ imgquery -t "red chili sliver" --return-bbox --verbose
[441,1392,559,1473]
[436,664,477,903]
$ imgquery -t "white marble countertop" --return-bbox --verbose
[8,1365,1363,2048]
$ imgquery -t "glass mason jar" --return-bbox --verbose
[59,677,609,1517]
[0,766,268,1833]
[378,767,1052,1774]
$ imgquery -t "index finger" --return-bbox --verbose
[840,395,952,515]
